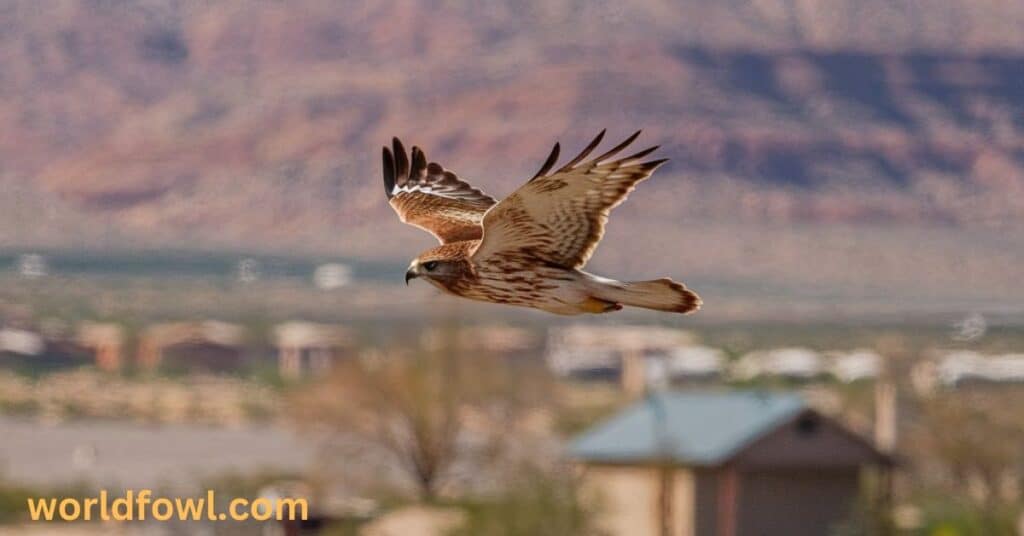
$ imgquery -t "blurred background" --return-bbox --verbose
[1,1,1024,534]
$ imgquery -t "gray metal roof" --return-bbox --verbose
[569,391,806,466]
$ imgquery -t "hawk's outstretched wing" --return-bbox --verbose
[472,130,666,269]
[383,138,497,244]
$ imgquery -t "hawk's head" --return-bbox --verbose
[405,242,475,290]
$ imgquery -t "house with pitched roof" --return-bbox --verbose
[570,391,890,536]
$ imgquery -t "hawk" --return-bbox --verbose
[383,130,701,315]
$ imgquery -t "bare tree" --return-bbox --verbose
[291,327,552,501]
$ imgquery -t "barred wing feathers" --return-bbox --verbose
[472,130,667,269]
[383,138,496,244]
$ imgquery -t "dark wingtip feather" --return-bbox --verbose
[530,142,561,181]
[382,146,396,198]
[557,129,607,173]
[642,158,670,171]
[392,137,409,183]
[410,146,427,177]
[593,130,642,164]
[617,145,660,164]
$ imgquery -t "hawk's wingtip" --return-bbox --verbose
[531,141,561,180]
[391,137,409,182]
[382,146,396,198]
[410,146,427,175]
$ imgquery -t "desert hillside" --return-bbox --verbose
[2,0,1023,305]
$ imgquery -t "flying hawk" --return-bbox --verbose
[383,130,701,315]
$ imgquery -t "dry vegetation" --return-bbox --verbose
[290,339,556,501]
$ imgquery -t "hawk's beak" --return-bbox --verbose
[405,267,417,285]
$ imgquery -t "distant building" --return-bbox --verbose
[273,321,353,380]
[571,391,890,536]
[77,322,125,371]
[923,350,1024,388]
[138,321,247,372]
[547,325,697,395]
[645,346,727,391]
[827,349,883,383]
[16,253,48,278]
[665,346,727,382]
[547,347,620,380]
[0,327,45,356]
[732,348,824,381]
[0,324,98,371]
[313,263,353,290]
[237,258,261,283]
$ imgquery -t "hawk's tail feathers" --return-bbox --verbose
[590,277,701,314]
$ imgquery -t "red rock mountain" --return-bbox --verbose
[2,1,1023,305]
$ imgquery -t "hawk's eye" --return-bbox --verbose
[423,261,439,271]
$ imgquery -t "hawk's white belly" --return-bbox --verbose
[452,264,607,315]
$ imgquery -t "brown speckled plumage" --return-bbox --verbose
[384,131,702,315]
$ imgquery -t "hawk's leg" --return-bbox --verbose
[581,297,623,314]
